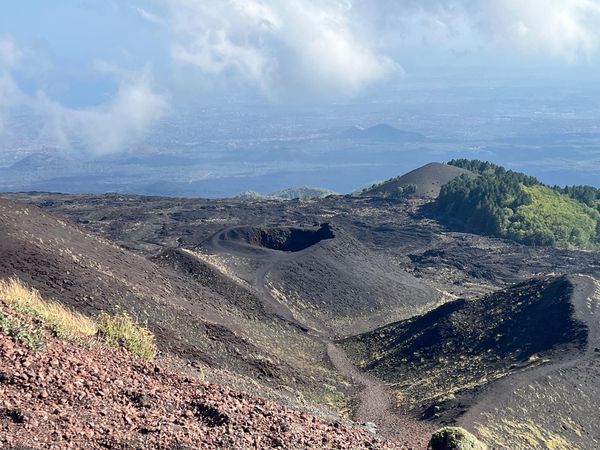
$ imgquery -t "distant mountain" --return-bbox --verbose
[341,124,428,142]
[236,186,337,201]
[359,162,474,199]
[269,186,337,200]
[235,191,267,200]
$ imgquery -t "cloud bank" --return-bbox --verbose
[4,1,600,154]
[397,0,600,59]
[35,68,169,155]
[350,0,600,59]
[472,0,600,59]
[150,0,600,99]
[161,0,398,99]
[0,37,169,155]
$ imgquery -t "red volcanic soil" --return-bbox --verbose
[0,306,406,450]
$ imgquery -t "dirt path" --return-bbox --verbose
[204,227,434,447]
[326,341,434,448]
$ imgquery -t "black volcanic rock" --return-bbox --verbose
[221,223,335,252]
[3,188,600,449]
[340,275,593,418]
[0,198,342,405]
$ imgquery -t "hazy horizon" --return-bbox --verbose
[2,1,600,196]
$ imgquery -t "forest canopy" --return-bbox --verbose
[436,159,600,249]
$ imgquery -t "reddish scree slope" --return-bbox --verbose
[0,308,402,450]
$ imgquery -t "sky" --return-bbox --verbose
[2,0,600,157]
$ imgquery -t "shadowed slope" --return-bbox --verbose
[221,223,335,252]
[341,275,592,423]
[204,223,439,336]
[265,227,439,335]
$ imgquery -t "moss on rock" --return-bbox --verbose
[427,427,487,450]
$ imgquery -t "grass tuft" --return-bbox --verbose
[97,310,157,361]
[0,277,97,340]
[0,277,157,361]
[0,310,44,349]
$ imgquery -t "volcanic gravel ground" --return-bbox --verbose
[4,191,600,450]
[326,343,435,450]
[0,306,401,450]
[203,224,435,449]
[6,193,600,301]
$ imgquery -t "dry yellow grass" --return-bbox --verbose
[97,310,157,361]
[0,277,97,339]
[0,277,157,360]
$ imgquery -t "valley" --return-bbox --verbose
[2,162,600,449]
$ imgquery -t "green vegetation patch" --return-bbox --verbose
[436,159,600,249]
[0,310,44,349]
[359,181,417,199]
[509,185,599,248]
[0,277,97,341]
[98,310,157,361]
[428,427,487,450]
[557,184,600,209]
[0,277,157,360]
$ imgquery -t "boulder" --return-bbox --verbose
[427,427,487,450]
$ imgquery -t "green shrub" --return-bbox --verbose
[428,427,487,450]
[0,310,44,349]
[97,310,157,361]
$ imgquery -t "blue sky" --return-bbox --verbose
[2,1,600,155]
[0,1,169,105]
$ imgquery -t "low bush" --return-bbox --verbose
[0,310,44,349]
[428,427,487,450]
[0,277,157,360]
[0,278,97,340]
[97,310,157,361]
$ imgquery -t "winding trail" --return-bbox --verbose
[325,341,434,448]
[203,226,434,448]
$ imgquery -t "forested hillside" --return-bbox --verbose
[436,159,600,249]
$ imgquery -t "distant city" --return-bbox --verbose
[2,81,600,197]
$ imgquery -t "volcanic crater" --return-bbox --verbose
[3,162,600,449]
[220,223,335,252]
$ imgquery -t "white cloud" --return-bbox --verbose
[35,68,170,155]
[155,0,600,99]
[0,36,25,69]
[0,37,27,135]
[137,6,166,25]
[0,37,169,154]
[3,1,600,148]
[0,73,24,135]
[363,0,600,60]
[475,0,600,60]
[163,0,398,99]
